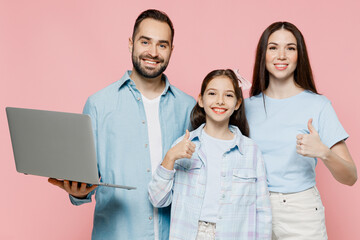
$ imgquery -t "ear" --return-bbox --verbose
[197,94,204,108]
[234,98,242,110]
[128,37,133,53]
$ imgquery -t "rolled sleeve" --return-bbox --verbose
[157,165,176,180]
[69,192,93,206]
[148,165,175,208]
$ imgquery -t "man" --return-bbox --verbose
[49,9,195,239]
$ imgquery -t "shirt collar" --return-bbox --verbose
[190,123,245,154]
[118,70,175,97]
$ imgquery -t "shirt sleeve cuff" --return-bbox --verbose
[157,165,175,180]
[324,133,349,149]
[69,193,92,205]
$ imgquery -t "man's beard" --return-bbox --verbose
[132,53,169,78]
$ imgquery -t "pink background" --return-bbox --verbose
[1,0,359,239]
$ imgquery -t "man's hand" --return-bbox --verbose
[48,178,97,199]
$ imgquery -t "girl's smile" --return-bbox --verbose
[211,107,227,114]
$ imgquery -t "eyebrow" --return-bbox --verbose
[159,40,170,45]
[206,88,235,93]
[138,36,151,41]
[268,42,297,46]
[138,36,170,45]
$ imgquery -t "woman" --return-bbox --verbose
[245,22,357,239]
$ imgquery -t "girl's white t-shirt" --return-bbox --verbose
[199,130,234,223]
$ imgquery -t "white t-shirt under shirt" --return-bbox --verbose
[199,130,235,223]
[142,93,162,240]
[245,90,348,193]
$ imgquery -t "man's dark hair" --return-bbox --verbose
[132,9,174,46]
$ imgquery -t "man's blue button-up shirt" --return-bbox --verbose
[69,71,196,240]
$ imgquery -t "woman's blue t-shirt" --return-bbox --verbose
[245,90,348,193]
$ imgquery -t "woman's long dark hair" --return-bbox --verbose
[191,69,249,137]
[250,22,317,97]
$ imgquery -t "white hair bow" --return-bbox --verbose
[233,69,252,90]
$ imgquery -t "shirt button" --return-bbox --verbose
[222,194,225,199]
[145,144,148,148]
[142,120,145,124]
[137,97,141,101]
[149,216,153,220]
[221,172,226,177]
[147,169,151,172]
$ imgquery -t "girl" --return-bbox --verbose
[148,69,272,240]
[245,22,357,240]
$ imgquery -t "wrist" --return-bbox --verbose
[165,149,178,163]
[161,153,175,170]
[319,146,332,161]
[71,193,88,199]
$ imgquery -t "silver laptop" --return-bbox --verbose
[6,107,136,190]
